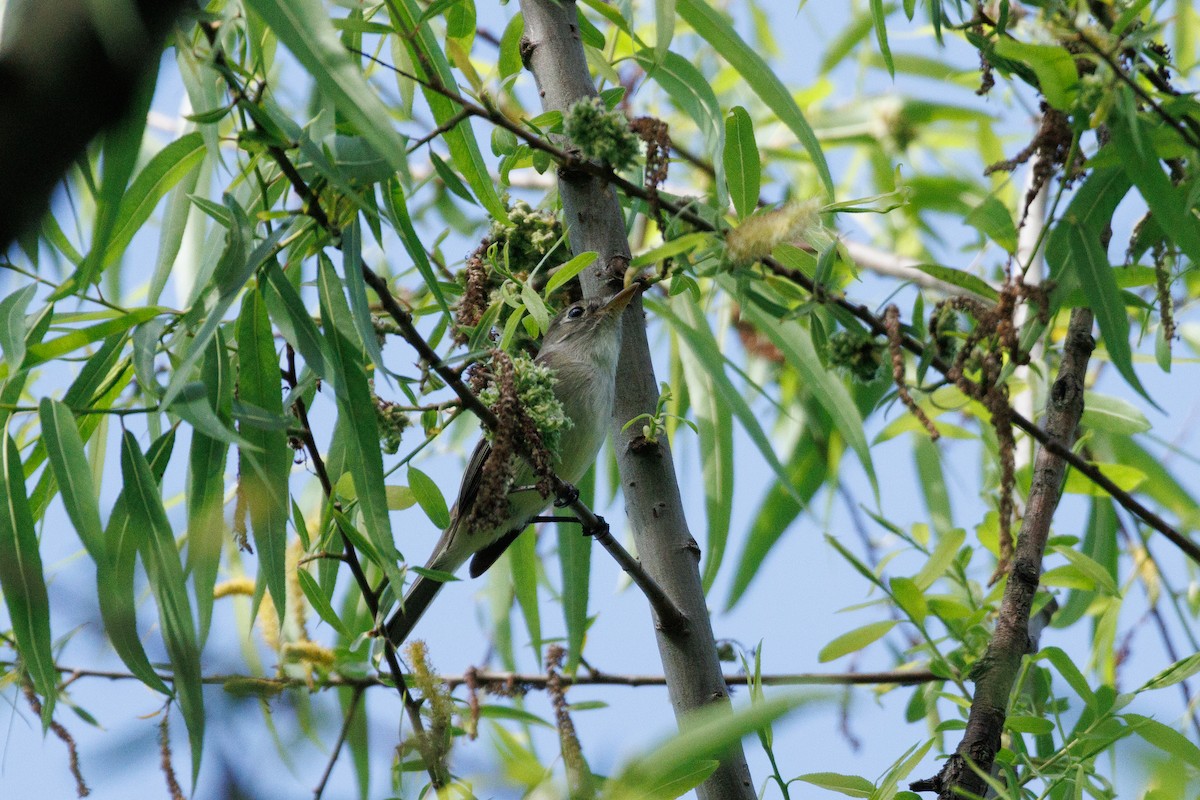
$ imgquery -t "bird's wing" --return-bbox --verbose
[449,436,491,525]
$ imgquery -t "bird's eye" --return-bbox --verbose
[567,306,585,319]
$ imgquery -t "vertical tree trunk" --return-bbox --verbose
[517,2,756,798]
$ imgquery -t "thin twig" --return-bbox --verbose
[44,662,938,689]
[313,686,363,800]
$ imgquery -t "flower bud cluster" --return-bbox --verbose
[564,96,641,171]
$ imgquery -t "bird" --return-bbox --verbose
[383,282,641,646]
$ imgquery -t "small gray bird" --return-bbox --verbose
[384,282,640,645]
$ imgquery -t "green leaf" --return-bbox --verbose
[1051,545,1121,596]
[385,0,509,222]
[796,772,875,798]
[912,264,998,301]
[677,0,833,198]
[559,468,594,673]
[384,179,452,324]
[317,261,406,595]
[726,425,827,609]
[96,433,173,695]
[544,251,599,296]
[606,694,811,800]
[263,260,330,381]
[1111,107,1200,278]
[869,0,894,78]
[39,400,105,561]
[386,485,416,510]
[1046,167,1148,400]
[244,0,409,174]
[723,106,760,219]
[0,284,37,371]
[509,526,541,662]
[1081,392,1151,434]
[102,133,207,271]
[1126,713,1200,770]
[0,431,57,724]
[890,576,927,624]
[677,327,733,592]
[1038,646,1096,706]
[992,39,1080,110]
[24,307,161,368]
[1007,715,1055,735]
[186,331,232,645]
[408,467,450,529]
[658,296,799,504]
[734,298,878,497]
[1138,652,1200,693]
[236,289,290,622]
[655,0,676,65]
[964,194,1018,254]
[818,620,898,662]
[912,528,965,590]
[298,570,349,637]
[120,432,205,780]
[632,49,726,206]
[1061,462,1145,496]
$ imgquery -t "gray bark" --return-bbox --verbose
[517,2,755,798]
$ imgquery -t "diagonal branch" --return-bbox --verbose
[912,308,1095,800]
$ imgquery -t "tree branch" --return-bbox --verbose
[913,308,1095,800]
[349,47,1200,564]
[515,3,756,798]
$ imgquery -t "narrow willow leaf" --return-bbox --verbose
[39,399,105,560]
[244,0,408,173]
[1046,168,1148,400]
[559,467,594,673]
[407,467,450,530]
[607,694,810,800]
[24,307,161,368]
[339,220,385,372]
[1126,713,1200,770]
[656,296,799,503]
[723,106,760,219]
[869,0,894,77]
[818,620,898,662]
[912,264,999,301]
[655,0,676,64]
[676,310,733,593]
[544,251,598,296]
[676,0,834,197]
[1053,498,1117,629]
[263,260,330,383]
[95,433,173,695]
[912,528,965,591]
[726,426,828,610]
[509,526,541,662]
[632,49,726,206]
[1138,652,1200,693]
[0,284,37,370]
[992,39,1079,110]
[796,772,875,798]
[384,179,452,323]
[236,289,290,622]
[913,435,952,535]
[1081,392,1151,434]
[299,570,349,637]
[317,262,406,596]
[735,298,878,497]
[120,431,205,778]
[102,132,207,270]
[57,68,155,297]
[0,432,57,724]
[385,0,509,221]
[187,331,232,644]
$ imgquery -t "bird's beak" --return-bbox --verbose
[601,282,642,316]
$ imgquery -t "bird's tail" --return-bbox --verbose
[382,574,445,646]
